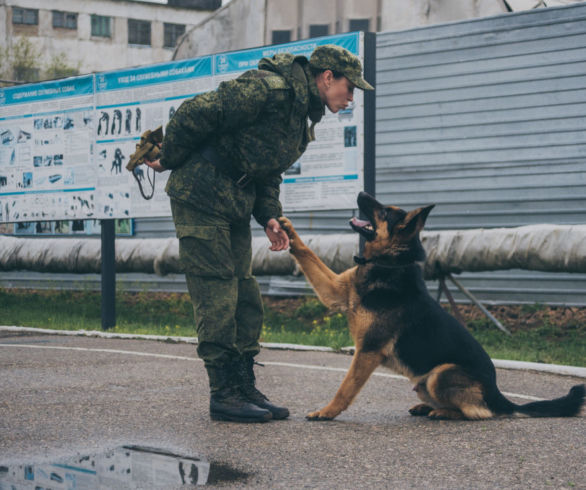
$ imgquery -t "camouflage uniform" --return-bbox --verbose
[159,46,373,404]
[160,53,324,375]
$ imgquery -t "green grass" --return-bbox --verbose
[467,318,585,366]
[262,298,352,350]
[0,289,584,366]
[0,288,197,338]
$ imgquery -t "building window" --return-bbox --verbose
[128,19,151,46]
[12,7,38,25]
[53,11,78,30]
[164,23,185,48]
[271,30,291,45]
[91,15,112,38]
[309,24,329,38]
[349,19,370,32]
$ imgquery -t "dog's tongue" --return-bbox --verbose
[351,217,371,228]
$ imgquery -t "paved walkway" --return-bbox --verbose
[0,330,584,488]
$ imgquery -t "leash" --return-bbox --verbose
[127,126,163,200]
[133,166,155,200]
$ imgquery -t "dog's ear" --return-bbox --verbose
[401,204,435,237]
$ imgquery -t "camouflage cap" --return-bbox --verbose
[309,44,374,91]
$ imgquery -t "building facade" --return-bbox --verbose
[174,0,584,59]
[0,0,220,78]
[175,0,511,58]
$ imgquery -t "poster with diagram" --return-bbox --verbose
[0,75,95,223]
[94,57,213,219]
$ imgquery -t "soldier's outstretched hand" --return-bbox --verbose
[265,218,290,251]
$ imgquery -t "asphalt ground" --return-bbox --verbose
[0,330,584,489]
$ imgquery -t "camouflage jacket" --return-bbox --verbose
[160,54,324,226]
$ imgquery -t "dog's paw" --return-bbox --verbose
[278,216,303,253]
[278,217,297,238]
[409,404,433,416]
[306,410,334,421]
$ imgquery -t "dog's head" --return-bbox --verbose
[350,192,434,263]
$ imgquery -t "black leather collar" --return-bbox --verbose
[353,255,414,270]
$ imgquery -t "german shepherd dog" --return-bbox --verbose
[279,192,585,421]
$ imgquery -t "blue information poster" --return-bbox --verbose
[0,32,365,221]
[0,76,95,223]
[94,56,213,218]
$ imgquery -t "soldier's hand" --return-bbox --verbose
[265,218,290,251]
[144,158,166,172]
[144,143,166,172]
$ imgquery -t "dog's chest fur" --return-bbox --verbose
[346,264,422,381]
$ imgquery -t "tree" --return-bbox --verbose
[4,37,41,83]
[0,37,79,86]
[44,53,81,80]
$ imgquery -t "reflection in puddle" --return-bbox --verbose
[0,445,210,488]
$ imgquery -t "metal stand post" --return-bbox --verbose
[360,31,376,256]
[438,276,466,326]
[446,273,511,335]
[101,219,116,330]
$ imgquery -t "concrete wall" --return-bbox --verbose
[174,0,509,58]
[174,0,265,59]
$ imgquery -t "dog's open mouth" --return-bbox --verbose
[350,216,376,240]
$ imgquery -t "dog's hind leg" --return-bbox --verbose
[425,364,494,421]
[307,350,383,421]
[409,379,434,415]
[428,408,466,420]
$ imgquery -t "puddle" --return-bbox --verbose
[0,446,211,488]
[206,462,250,485]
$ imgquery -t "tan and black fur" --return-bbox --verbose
[279,192,585,421]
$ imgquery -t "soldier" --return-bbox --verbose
[145,44,374,423]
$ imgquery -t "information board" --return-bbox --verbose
[0,76,95,222]
[0,32,367,223]
[94,57,213,219]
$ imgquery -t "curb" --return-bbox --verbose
[1,325,585,379]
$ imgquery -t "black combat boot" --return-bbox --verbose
[237,356,290,420]
[206,363,272,423]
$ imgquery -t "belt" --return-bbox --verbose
[199,145,253,189]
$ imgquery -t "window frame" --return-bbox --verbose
[163,22,186,48]
[52,10,78,30]
[348,18,370,33]
[128,19,152,46]
[309,24,329,38]
[12,7,39,26]
[271,29,291,45]
[91,14,112,38]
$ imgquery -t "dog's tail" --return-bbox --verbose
[487,384,585,418]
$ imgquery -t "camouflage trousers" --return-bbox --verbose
[170,199,263,369]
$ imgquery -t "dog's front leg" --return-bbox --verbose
[279,217,353,309]
[307,350,383,421]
